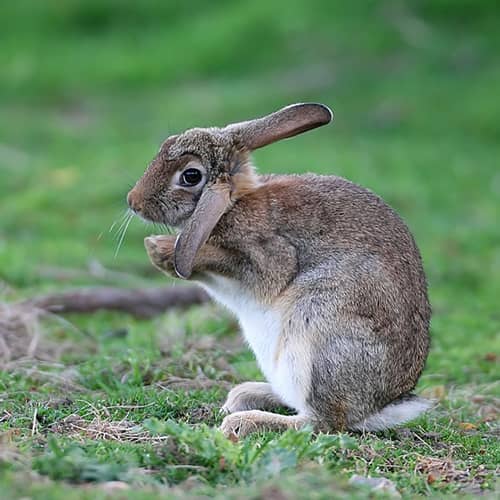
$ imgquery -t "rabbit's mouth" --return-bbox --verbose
[130,196,194,233]
[127,206,177,238]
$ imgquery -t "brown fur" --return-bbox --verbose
[130,103,431,437]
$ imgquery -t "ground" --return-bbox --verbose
[0,1,499,498]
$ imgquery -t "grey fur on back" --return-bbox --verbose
[210,173,431,429]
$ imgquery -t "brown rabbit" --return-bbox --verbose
[127,103,431,439]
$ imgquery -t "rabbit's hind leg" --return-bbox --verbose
[222,382,289,414]
[220,410,309,439]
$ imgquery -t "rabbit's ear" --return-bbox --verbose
[227,103,333,150]
[174,181,231,279]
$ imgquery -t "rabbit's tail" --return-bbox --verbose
[350,394,432,432]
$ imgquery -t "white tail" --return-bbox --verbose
[350,395,432,432]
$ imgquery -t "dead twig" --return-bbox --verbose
[22,286,210,318]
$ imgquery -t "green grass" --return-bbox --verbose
[0,0,499,498]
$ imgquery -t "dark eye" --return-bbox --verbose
[181,168,202,186]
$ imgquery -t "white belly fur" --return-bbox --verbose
[199,274,308,413]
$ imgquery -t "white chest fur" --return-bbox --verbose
[199,274,307,412]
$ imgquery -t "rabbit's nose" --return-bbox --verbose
[127,188,143,213]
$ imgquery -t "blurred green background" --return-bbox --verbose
[1,0,499,371]
[1,2,499,496]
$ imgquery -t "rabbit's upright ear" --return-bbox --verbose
[174,181,231,279]
[227,103,333,150]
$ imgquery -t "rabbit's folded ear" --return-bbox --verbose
[227,103,333,150]
[174,181,231,279]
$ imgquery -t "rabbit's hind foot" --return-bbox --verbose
[221,382,289,414]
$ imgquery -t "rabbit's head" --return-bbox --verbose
[127,103,333,278]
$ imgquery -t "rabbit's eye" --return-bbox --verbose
[180,168,202,186]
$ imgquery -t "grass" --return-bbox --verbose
[0,0,499,497]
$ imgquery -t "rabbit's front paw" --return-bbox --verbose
[144,235,177,276]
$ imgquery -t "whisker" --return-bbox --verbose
[108,219,120,234]
[114,212,134,258]
[163,224,175,235]
[112,210,133,241]
[97,209,129,246]
[109,210,129,235]
[114,212,133,256]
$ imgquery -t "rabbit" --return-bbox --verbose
[127,103,432,439]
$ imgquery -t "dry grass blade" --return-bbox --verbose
[415,455,491,492]
[156,376,231,391]
[0,302,69,366]
[0,445,30,467]
[51,413,169,444]
[0,302,88,394]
